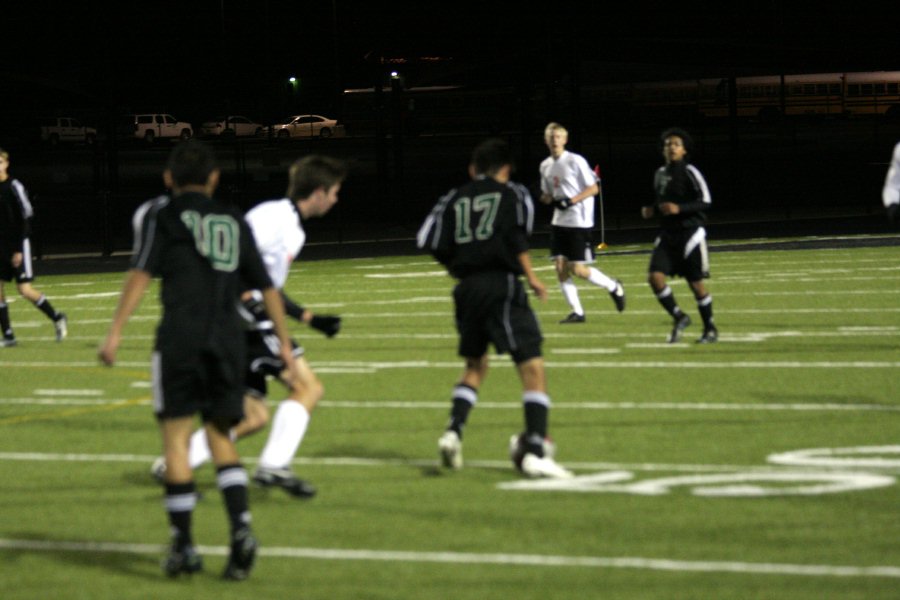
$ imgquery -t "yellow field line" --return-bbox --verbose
[0,397,149,426]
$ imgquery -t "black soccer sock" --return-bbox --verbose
[697,294,714,329]
[217,464,251,535]
[656,286,684,319]
[33,295,60,321]
[165,482,197,549]
[447,384,477,439]
[0,302,12,338]
[523,391,550,457]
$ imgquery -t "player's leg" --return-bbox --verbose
[253,356,321,497]
[504,288,571,478]
[439,354,488,469]
[164,393,269,478]
[159,415,204,576]
[551,227,585,323]
[571,260,625,312]
[0,278,15,346]
[16,277,66,341]
[689,279,717,343]
[513,357,572,479]
[685,231,716,343]
[648,239,691,342]
[556,256,586,322]
[206,418,258,580]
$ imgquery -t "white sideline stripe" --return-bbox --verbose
[33,389,104,396]
[0,538,898,578]
[0,451,888,475]
[309,360,900,369]
[316,401,900,413]
[0,398,125,406]
[3,359,900,370]
[2,398,895,412]
[550,348,621,354]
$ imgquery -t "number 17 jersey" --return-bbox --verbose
[417,176,535,280]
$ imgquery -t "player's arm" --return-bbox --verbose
[883,144,900,224]
[261,286,301,383]
[281,290,341,337]
[99,269,151,366]
[518,250,547,302]
[662,166,712,215]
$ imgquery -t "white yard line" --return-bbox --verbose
[0,538,897,578]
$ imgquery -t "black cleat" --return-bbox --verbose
[1,336,16,348]
[667,314,692,343]
[697,326,719,344]
[222,527,258,581]
[559,312,586,324]
[253,466,317,498]
[162,544,203,577]
[609,280,626,312]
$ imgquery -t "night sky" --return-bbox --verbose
[6,1,899,122]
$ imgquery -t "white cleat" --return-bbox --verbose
[150,456,167,483]
[438,430,463,470]
[520,453,574,479]
[54,313,68,342]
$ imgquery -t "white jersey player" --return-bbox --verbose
[538,123,625,323]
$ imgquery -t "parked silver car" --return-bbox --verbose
[200,115,265,137]
[270,114,343,139]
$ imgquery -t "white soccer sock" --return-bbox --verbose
[188,428,211,469]
[587,267,616,292]
[257,400,310,470]
[559,278,584,315]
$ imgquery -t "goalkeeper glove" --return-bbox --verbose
[554,197,572,210]
[310,315,342,338]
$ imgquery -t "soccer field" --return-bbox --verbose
[1,237,899,599]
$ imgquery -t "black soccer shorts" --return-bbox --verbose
[151,347,246,424]
[244,329,304,397]
[648,227,710,281]
[453,271,543,364]
[549,226,595,263]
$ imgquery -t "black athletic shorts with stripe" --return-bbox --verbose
[244,328,303,398]
[453,270,543,364]
[151,345,245,423]
[648,226,710,282]
[0,239,36,283]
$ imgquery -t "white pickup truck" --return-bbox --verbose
[40,117,97,145]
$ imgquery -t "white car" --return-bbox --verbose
[271,114,343,139]
[200,115,265,138]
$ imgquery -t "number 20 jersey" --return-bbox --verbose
[130,192,273,355]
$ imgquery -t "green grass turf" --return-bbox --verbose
[0,238,898,599]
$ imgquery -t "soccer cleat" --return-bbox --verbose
[520,453,574,479]
[697,326,719,344]
[609,280,626,312]
[0,336,16,348]
[150,456,167,483]
[54,313,68,342]
[438,430,463,470]
[222,527,258,581]
[252,466,317,498]
[162,544,203,577]
[667,314,692,343]
[559,312,586,324]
